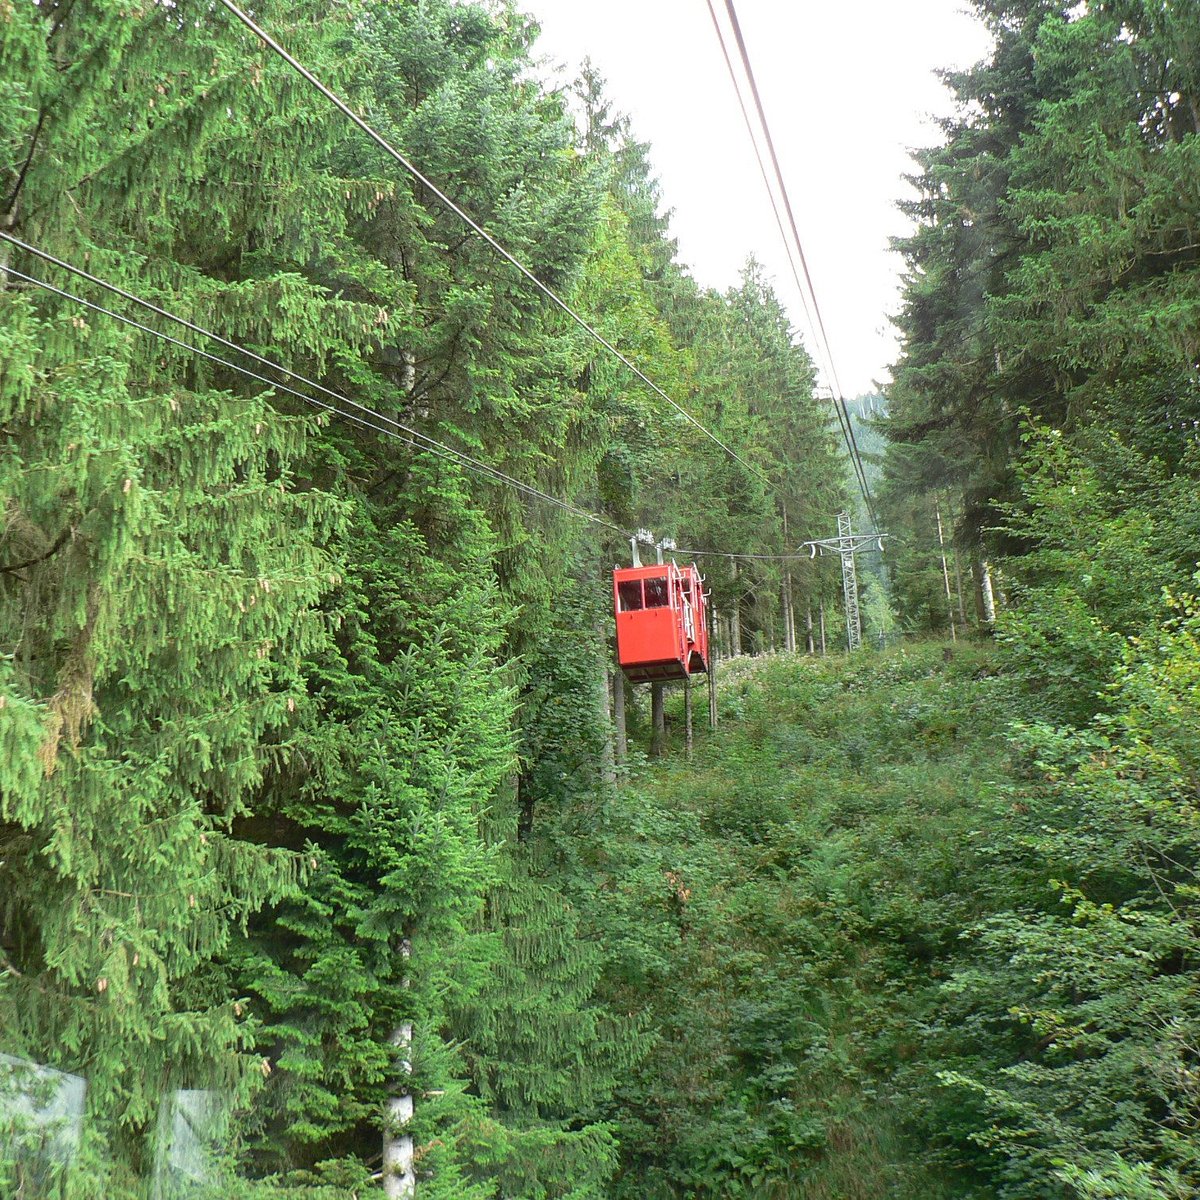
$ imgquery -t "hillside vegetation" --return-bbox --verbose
[598,632,1200,1199]
[595,644,1019,1199]
[5,0,1200,1196]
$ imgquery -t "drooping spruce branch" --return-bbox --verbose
[0,525,73,577]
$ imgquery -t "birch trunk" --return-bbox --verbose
[980,560,997,626]
[935,497,957,643]
[383,939,415,1199]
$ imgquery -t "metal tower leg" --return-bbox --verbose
[838,512,861,652]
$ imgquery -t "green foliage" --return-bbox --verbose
[231,469,515,1174]
[931,588,1200,1197]
[563,646,1019,1199]
[883,0,1200,634]
[0,0,884,1195]
[0,273,333,1169]
[878,10,1200,1192]
[996,419,1200,724]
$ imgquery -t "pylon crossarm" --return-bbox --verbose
[800,534,889,556]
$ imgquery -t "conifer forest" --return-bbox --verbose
[3,0,1200,1196]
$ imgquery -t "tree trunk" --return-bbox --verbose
[805,606,815,655]
[782,572,795,653]
[708,604,719,731]
[515,771,534,843]
[2,112,43,291]
[599,674,617,787]
[650,683,666,757]
[935,497,957,642]
[819,601,827,656]
[953,548,968,624]
[979,559,997,626]
[685,677,693,760]
[383,939,415,1199]
[972,560,1000,626]
[597,636,616,787]
[730,567,742,658]
[613,667,627,765]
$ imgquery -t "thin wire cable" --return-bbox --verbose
[7,260,835,559]
[678,547,816,561]
[6,237,850,562]
[677,546,883,560]
[703,0,861,507]
[0,230,613,526]
[722,0,838,393]
[702,0,819,362]
[9,260,826,561]
[1,264,458,471]
[718,0,878,527]
[3,256,624,531]
[213,0,770,490]
[704,0,861,512]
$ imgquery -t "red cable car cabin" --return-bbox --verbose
[613,562,709,683]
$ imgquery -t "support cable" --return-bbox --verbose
[714,0,879,528]
[0,231,601,521]
[1,249,624,531]
[5,234,870,563]
[703,0,857,481]
[701,0,820,366]
[213,0,771,489]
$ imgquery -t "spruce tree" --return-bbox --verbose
[1,0,393,1184]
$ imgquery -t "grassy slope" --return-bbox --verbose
[597,642,1017,1199]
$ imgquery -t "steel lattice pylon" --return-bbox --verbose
[800,514,888,653]
[837,512,861,652]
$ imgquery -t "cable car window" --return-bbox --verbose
[617,580,643,611]
[644,577,669,608]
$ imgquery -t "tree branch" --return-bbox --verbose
[0,525,74,577]
[3,110,47,223]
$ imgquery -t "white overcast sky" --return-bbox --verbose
[519,0,994,397]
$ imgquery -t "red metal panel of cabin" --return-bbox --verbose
[613,563,708,682]
[614,566,685,678]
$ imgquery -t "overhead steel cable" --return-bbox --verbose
[0,244,624,532]
[721,0,838,390]
[703,0,863,516]
[720,4,877,527]
[0,230,607,523]
[701,0,819,364]
[718,0,875,522]
[7,234,863,563]
[715,0,879,529]
[675,545,881,561]
[212,0,770,491]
